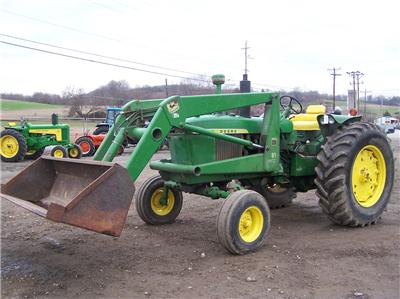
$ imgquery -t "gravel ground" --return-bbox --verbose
[1,131,399,299]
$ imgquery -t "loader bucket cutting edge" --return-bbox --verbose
[1,157,135,237]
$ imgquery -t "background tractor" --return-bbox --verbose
[75,133,124,157]
[0,114,82,162]
[1,75,394,254]
[93,107,122,135]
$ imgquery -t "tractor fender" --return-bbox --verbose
[317,114,362,136]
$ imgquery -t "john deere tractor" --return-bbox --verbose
[0,114,82,162]
[1,75,394,255]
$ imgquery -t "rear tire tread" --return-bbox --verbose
[315,122,394,227]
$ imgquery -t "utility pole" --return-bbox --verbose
[165,78,168,97]
[328,67,341,111]
[356,72,364,111]
[346,71,364,111]
[239,41,252,117]
[241,40,250,75]
[362,89,372,119]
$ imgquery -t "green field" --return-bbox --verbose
[0,99,63,111]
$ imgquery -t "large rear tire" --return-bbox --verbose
[315,122,394,226]
[93,126,109,135]
[135,175,183,225]
[217,190,271,255]
[0,129,27,162]
[253,183,296,209]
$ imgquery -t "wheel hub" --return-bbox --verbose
[238,206,263,243]
[54,149,64,158]
[352,145,386,207]
[150,188,175,216]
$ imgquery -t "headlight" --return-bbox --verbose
[319,115,336,125]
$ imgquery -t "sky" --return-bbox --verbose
[0,0,399,97]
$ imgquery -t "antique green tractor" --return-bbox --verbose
[0,115,82,162]
[1,75,394,254]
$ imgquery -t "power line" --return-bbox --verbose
[0,34,291,90]
[1,10,120,42]
[2,11,294,90]
[1,9,238,74]
[0,33,205,77]
[0,40,211,83]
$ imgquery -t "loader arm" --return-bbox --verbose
[97,92,280,182]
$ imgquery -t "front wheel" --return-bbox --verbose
[217,190,271,255]
[315,122,394,226]
[49,145,68,158]
[67,144,82,159]
[135,175,183,225]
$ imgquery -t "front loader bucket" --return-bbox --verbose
[1,157,135,237]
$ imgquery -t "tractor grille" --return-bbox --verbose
[215,139,243,161]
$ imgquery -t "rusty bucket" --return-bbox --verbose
[1,157,135,236]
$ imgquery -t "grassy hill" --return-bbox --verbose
[0,99,63,111]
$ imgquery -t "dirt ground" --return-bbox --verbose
[1,133,399,299]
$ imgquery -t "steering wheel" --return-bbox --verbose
[279,95,303,114]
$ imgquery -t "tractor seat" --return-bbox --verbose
[290,105,326,131]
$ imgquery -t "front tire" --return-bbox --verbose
[315,122,394,226]
[217,190,271,255]
[49,145,68,158]
[135,175,183,225]
[67,144,82,159]
[0,129,27,162]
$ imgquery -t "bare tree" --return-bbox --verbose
[63,86,98,118]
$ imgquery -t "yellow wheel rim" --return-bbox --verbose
[150,188,175,216]
[0,135,19,158]
[53,149,64,158]
[238,206,264,243]
[69,148,79,158]
[351,145,386,208]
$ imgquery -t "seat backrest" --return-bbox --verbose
[306,105,326,114]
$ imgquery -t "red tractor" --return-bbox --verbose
[75,134,124,157]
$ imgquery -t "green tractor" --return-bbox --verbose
[1,114,82,162]
[1,75,394,254]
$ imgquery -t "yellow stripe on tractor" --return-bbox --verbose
[29,129,63,141]
[209,128,249,134]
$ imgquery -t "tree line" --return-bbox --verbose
[1,79,399,117]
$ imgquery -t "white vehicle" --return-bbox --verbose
[375,116,398,134]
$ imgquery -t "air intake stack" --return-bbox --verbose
[239,74,251,117]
